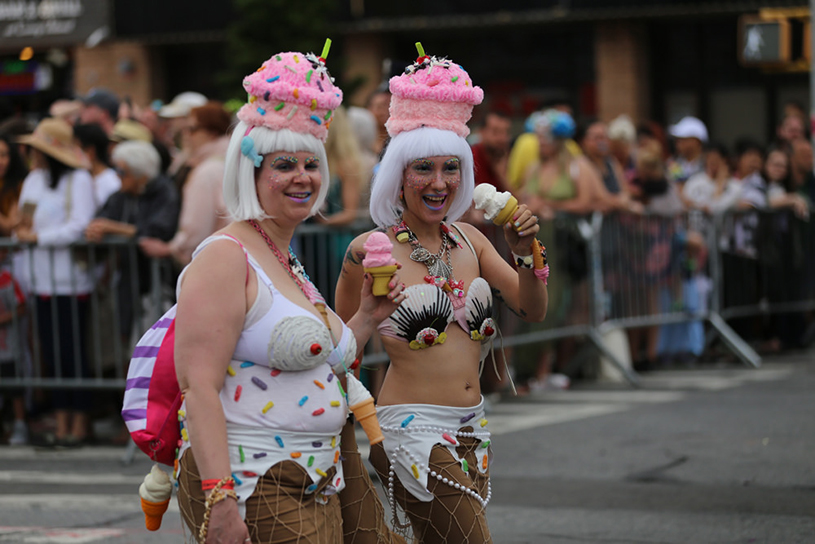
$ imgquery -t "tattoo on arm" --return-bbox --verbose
[340,247,366,278]
[492,287,527,318]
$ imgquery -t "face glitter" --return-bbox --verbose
[403,157,461,190]
[265,154,320,192]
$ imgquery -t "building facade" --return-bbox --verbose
[0,0,808,146]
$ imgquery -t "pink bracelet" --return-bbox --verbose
[534,265,549,285]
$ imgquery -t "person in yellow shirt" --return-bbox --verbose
[508,109,582,191]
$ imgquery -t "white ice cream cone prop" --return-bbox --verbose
[366,264,398,296]
[346,374,384,445]
[473,183,519,226]
[139,465,172,531]
[491,195,519,226]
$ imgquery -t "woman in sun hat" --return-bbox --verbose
[14,117,95,447]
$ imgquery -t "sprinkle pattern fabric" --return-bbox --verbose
[238,51,343,142]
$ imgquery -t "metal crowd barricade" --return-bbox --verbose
[592,210,761,376]
[2,210,811,401]
[715,209,815,327]
[0,237,176,392]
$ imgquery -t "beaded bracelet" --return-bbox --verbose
[198,477,238,543]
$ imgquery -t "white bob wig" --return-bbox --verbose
[369,127,475,228]
[223,120,330,221]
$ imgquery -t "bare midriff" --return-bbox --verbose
[376,327,483,408]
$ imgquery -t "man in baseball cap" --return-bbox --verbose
[668,116,708,183]
[79,88,120,136]
[158,92,207,119]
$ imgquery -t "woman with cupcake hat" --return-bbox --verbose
[172,41,407,543]
[335,44,548,543]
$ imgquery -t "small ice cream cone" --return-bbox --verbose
[492,196,519,226]
[345,374,384,445]
[141,497,170,531]
[532,239,546,268]
[139,465,172,532]
[350,397,384,445]
[366,264,398,296]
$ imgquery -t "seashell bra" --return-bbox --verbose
[376,225,497,353]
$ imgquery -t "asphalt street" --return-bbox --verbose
[0,350,813,543]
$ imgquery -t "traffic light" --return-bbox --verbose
[738,8,810,70]
[739,15,791,65]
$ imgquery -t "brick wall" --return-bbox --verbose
[595,21,650,123]
[343,34,387,107]
[73,41,162,107]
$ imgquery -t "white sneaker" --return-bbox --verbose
[8,420,28,446]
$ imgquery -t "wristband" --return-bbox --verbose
[534,265,550,285]
[512,252,534,269]
[202,477,235,491]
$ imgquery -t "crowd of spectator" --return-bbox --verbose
[0,84,814,444]
[465,101,815,390]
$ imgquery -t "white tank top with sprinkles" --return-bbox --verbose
[176,235,353,515]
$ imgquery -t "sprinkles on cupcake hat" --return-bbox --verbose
[386,42,484,139]
[237,39,343,143]
[368,43,482,228]
[223,40,342,221]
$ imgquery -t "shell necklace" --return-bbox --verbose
[393,219,465,298]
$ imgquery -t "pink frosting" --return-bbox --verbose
[237,51,343,142]
[362,232,396,268]
[386,55,483,138]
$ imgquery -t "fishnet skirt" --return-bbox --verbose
[339,419,491,544]
[178,449,342,544]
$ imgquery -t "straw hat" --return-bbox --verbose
[16,118,90,169]
[111,118,153,143]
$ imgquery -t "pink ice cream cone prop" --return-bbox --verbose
[139,465,172,531]
[362,232,398,296]
[473,183,519,226]
[346,374,383,445]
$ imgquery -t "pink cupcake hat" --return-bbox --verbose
[237,39,343,143]
[386,42,484,139]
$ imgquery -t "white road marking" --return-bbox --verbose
[0,527,125,543]
[0,471,144,485]
[0,495,179,513]
[0,447,146,462]
[489,403,632,435]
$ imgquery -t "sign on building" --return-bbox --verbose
[0,0,110,51]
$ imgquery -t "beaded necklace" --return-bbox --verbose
[247,219,332,334]
[393,219,466,298]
